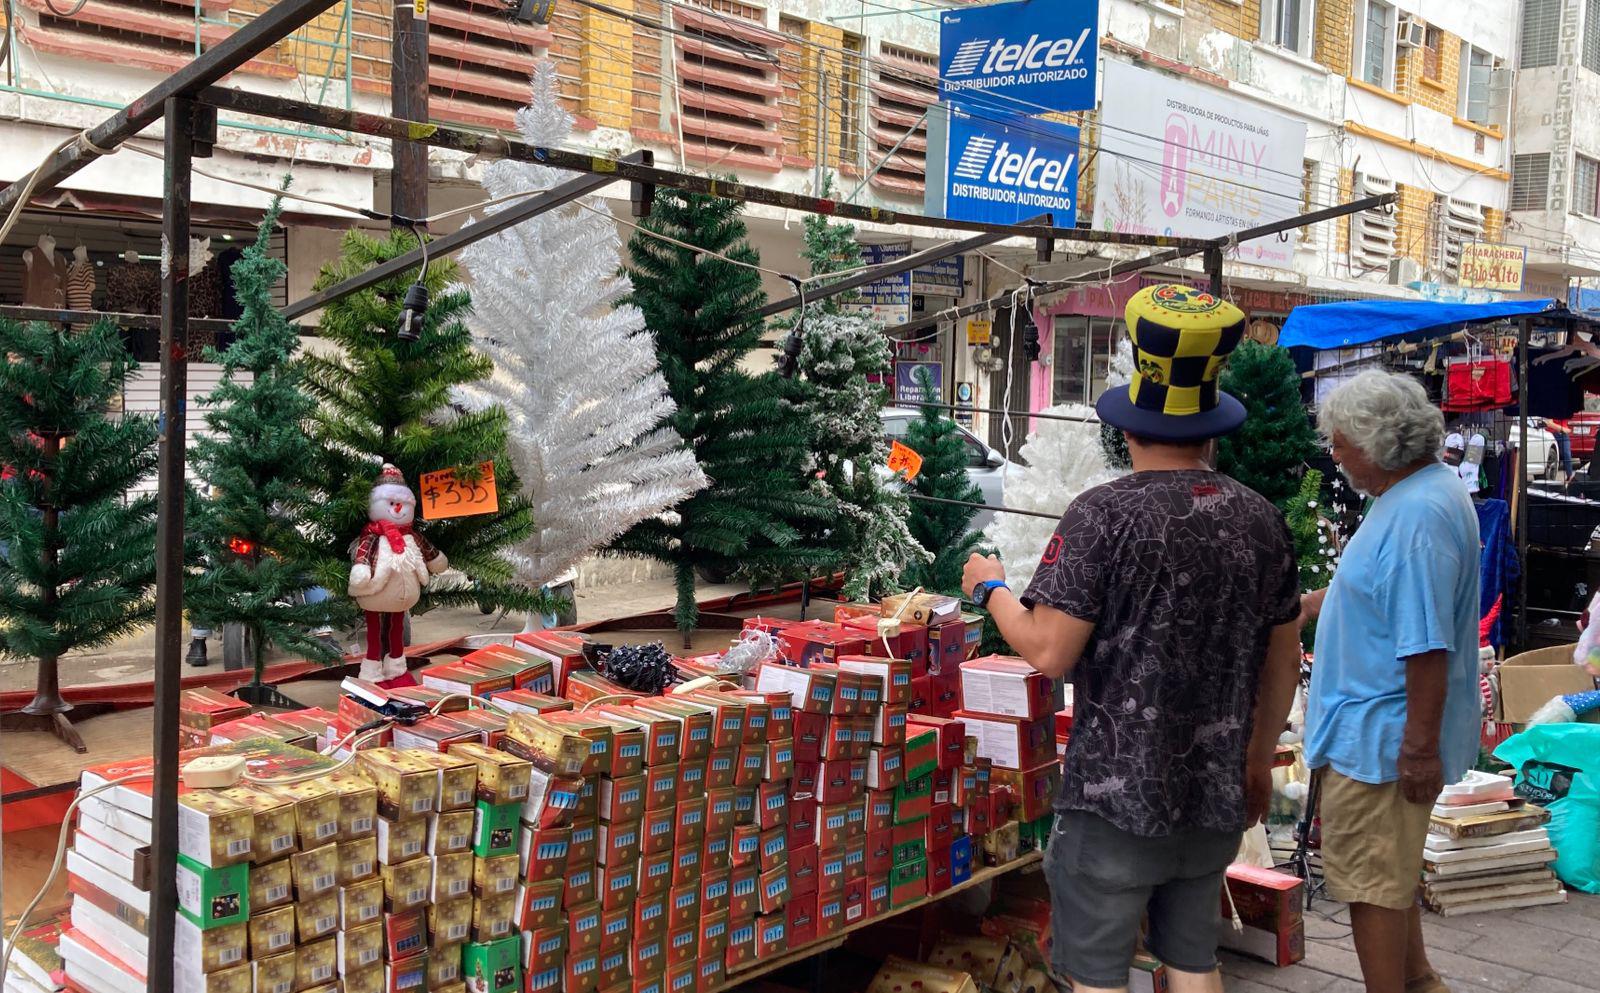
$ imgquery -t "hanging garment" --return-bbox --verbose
[1475,498,1519,650]
[1443,358,1514,411]
[1507,347,1586,419]
[65,257,95,312]
[106,259,159,314]
[22,247,65,308]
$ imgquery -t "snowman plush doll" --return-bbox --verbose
[348,463,449,685]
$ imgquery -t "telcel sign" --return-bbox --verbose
[940,0,1098,111]
[944,104,1078,225]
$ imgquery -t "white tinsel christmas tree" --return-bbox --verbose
[987,402,1120,590]
[455,60,706,603]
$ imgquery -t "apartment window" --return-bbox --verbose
[1421,26,1443,79]
[1586,0,1600,72]
[1511,153,1551,211]
[867,43,938,197]
[1523,0,1561,68]
[1052,317,1121,405]
[1352,173,1397,271]
[1360,0,1394,87]
[838,31,865,168]
[1458,46,1494,122]
[1576,156,1600,215]
[1261,0,1313,56]
[1433,197,1483,277]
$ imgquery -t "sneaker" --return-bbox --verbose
[185,638,208,667]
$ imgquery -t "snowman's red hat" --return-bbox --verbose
[371,463,415,505]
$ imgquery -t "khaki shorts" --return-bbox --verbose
[1319,769,1438,910]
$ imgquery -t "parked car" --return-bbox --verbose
[881,407,1013,531]
[1512,420,1564,480]
[1565,412,1600,462]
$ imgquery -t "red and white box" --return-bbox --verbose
[959,656,1057,720]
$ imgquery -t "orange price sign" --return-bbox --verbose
[419,461,499,520]
[887,440,923,481]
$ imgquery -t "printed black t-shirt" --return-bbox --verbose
[1023,469,1300,837]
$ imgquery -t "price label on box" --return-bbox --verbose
[420,462,498,520]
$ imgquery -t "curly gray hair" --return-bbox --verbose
[1318,370,1444,471]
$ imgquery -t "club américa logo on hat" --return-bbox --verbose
[1094,283,1248,442]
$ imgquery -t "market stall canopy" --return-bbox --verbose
[1280,298,1559,350]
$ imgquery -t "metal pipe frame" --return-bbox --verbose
[194,86,1212,252]
[282,151,652,322]
[893,193,1400,336]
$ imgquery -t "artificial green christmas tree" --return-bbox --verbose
[1284,468,1339,648]
[1217,340,1319,507]
[188,199,339,700]
[788,185,926,600]
[611,188,832,635]
[0,318,158,748]
[901,369,984,595]
[301,230,541,623]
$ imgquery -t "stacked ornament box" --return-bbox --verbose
[5,918,66,993]
[1423,772,1565,916]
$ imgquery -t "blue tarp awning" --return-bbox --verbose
[1279,298,1559,350]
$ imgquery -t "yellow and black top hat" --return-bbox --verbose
[1095,283,1248,442]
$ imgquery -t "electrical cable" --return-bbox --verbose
[40,0,88,17]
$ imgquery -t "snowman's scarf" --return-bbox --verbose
[364,519,414,555]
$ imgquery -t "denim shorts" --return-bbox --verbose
[1043,809,1241,987]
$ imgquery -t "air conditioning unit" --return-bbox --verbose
[1397,14,1426,48]
[1388,256,1423,285]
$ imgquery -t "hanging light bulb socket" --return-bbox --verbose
[395,219,430,342]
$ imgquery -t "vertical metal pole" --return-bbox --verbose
[391,0,429,222]
[1205,246,1224,295]
[1516,316,1531,651]
[147,96,194,993]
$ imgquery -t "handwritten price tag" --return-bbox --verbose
[887,440,923,481]
[419,462,498,520]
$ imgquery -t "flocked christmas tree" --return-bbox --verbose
[301,230,541,621]
[1217,340,1319,508]
[986,402,1118,590]
[1100,335,1134,470]
[0,318,158,747]
[1284,468,1339,648]
[188,196,340,697]
[611,186,833,635]
[788,179,927,600]
[901,369,985,595]
[455,63,706,622]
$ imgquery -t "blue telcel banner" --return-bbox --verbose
[939,0,1098,112]
[944,103,1079,226]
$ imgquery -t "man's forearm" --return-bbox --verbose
[1402,649,1449,753]
[1248,624,1302,765]
[986,588,1072,679]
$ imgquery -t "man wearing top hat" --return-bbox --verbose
[964,284,1305,993]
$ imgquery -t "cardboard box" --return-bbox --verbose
[355,750,438,820]
[754,913,787,958]
[428,849,473,903]
[676,797,707,848]
[816,803,849,849]
[889,859,926,907]
[463,937,521,993]
[867,875,890,918]
[295,938,337,991]
[787,796,817,853]
[677,754,708,799]
[892,821,927,866]
[504,716,591,777]
[526,925,566,971]
[253,952,296,993]
[734,744,764,789]
[633,888,668,944]
[665,962,695,993]
[666,923,697,969]
[338,836,378,883]
[927,845,953,895]
[428,947,464,988]
[1223,865,1304,933]
[641,806,675,857]
[180,687,252,731]
[544,714,616,779]
[173,852,248,930]
[952,712,1054,771]
[894,775,932,825]
[817,759,864,804]
[793,712,826,764]
[1497,645,1600,723]
[818,847,846,895]
[757,781,787,831]
[599,862,640,913]
[215,785,298,861]
[514,878,563,931]
[866,791,894,833]
[699,866,731,917]
[632,933,666,980]
[522,768,582,829]
[473,801,521,858]
[249,856,292,912]
[988,764,1061,823]
[290,843,339,900]
[451,744,533,806]
[704,749,737,791]
[872,706,908,748]
[723,919,755,972]
[758,825,787,872]
[598,948,629,989]
[336,921,383,975]
[927,619,967,677]
[249,906,296,958]
[380,857,432,913]
[526,960,563,993]
[296,889,340,941]
[341,878,384,929]
[958,657,1057,720]
[728,865,758,919]
[880,593,962,628]
[599,775,646,825]
[575,775,599,822]
[628,700,708,764]
[756,663,835,715]
[1217,918,1305,968]
[925,803,956,850]
[564,862,598,909]
[429,808,476,856]
[903,729,939,781]
[474,853,519,898]
[907,716,967,771]
[868,748,904,792]
[428,898,474,946]
[378,815,428,864]
[175,791,254,869]
[392,715,479,754]
[519,825,570,882]
[673,846,702,888]
[473,891,517,942]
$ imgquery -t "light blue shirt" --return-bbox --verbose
[1307,461,1482,785]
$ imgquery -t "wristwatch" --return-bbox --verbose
[971,579,1008,608]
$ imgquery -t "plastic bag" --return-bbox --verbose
[1494,723,1600,893]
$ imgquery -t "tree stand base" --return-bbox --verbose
[231,681,304,710]
[2,709,87,753]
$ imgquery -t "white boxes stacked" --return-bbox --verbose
[1423,771,1565,916]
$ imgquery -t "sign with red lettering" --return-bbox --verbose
[1458,242,1527,292]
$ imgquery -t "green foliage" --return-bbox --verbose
[0,318,159,696]
[301,229,541,619]
[901,369,984,594]
[1284,468,1338,649]
[612,188,833,632]
[1099,422,1131,471]
[1216,341,1319,508]
[187,199,339,674]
